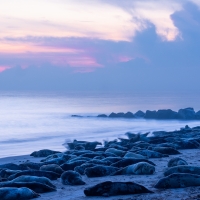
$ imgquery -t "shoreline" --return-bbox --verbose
[1,149,200,199]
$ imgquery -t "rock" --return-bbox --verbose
[124,112,135,118]
[195,111,200,119]
[178,107,196,119]
[156,109,179,119]
[97,114,107,117]
[144,110,157,119]
[109,112,124,118]
[134,110,145,118]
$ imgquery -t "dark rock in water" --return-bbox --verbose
[178,107,196,119]
[134,110,145,118]
[84,181,153,196]
[85,166,119,177]
[124,112,135,118]
[109,112,124,118]
[196,111,200,119]
[71,115,83,117]
[97,114,107,117]
[61,170,85,185]
[30,149,61,157]
[156,109,179,119]
[144,110,157,119]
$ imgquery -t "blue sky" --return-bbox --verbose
[0,0,200,92]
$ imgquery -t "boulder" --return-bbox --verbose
[195,111,200,119]
[124,112,135,118]
[144,110,157,119]
[134,110,145,118]
[156,109,179,119]
[109,112,124,118]
[97,114,107,117]
[178,107,196,119]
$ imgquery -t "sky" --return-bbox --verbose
[0,0,200,92]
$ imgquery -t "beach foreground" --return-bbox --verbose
[0,148,200,200]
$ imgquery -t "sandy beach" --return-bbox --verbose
[1,148,200,200]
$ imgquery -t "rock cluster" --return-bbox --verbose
[96,107,200,120]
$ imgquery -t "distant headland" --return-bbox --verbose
[72,107,200,120]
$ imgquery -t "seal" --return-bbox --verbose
[164,165,200,176]
[102,157,122,164]
[19,162,44,170]
[151,147,181,155]
[167,157,188,167]
[155,173,200,188]
[80,153,102,159]
[84,181,153,197]
[8,170,60,181]
[60,160,86,171]
[111,158,156,168]
[75,163,98,175]
[112,162,155,175]
[105,148,126,157]
[30,149,61,157]
[85,166,119,177]
[40,164,64,175]
[123,152,146,159]
[0,187,40,200]
[0,182,56,193]
[61,170,85,185]
[136,150,168,158]
[87,159,112,166]
[12,175,56,189]
[0,169,21,179]
[0,163,28,171]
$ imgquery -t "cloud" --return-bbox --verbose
[0,1,200,93]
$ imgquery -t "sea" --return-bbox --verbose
[0,91,200,158]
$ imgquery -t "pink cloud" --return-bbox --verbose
[0,66,10,73]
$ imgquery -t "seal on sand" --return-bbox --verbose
[85,166,119,177]
[0,187,40,200]
[8,170,60,181]
[84,181,153,197]
[111,158,155,168]
[155,173,200,188]
[40,164,64,175]
[12,175,56,189]
[112,162,155,176]
[167,157,188,167]
[61,171,85,185]
[164,165,200,176]
[0,182,56,193]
